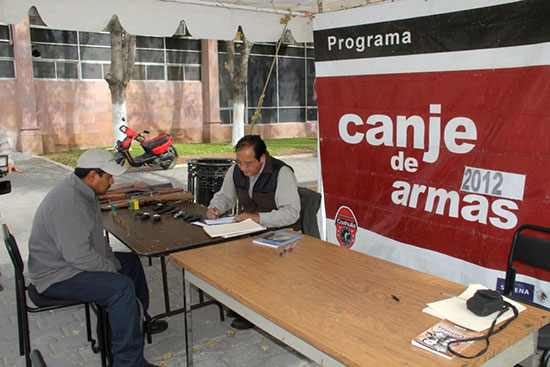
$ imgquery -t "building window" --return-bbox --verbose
[0,24,15,79]
[218,41,317,124]
[29,25,202,82]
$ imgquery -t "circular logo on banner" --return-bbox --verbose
[335,206,358,248]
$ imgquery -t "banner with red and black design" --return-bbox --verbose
[313,0,550,305]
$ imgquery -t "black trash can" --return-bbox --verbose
[187,158,235,206]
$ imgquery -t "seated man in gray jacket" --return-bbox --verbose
[28,149,165,367]
[206,135,301,329]
[206,135,301,229]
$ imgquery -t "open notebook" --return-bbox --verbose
[203,218,265,238]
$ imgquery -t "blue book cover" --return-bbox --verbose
[253,231,302,248]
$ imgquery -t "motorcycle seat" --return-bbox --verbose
[142,134,171,150]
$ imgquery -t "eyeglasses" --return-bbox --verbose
[237,160,257,168]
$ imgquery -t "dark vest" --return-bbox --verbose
[233,154,300,230]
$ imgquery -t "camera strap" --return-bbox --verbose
[447,301,519,359]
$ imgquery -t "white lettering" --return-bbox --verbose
[391,181,410,206]
[425,187,460,217]
[489,199,519,229]
[444,117,477,155]
[338,114,364,144]
[365,114,393,146]
[385,33,400,45]
[326,31,412,53]
[409,184,427,208]
[396,115,424,149]
[367,35,374,47]
[327,36,337,51]
[391,180,519,230]
[461,194,488,224]
[356,36,365,52]
[423,104,441,163]
[337,105,478,164]
[390,151,418,173]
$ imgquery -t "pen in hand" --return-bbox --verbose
[208,207,220,219]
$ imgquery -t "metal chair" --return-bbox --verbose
[503,224,550,367]
[298,186,322,238]
[30,350,48,367]
[2,224,110,367]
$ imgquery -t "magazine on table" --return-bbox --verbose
[252,231,302,248]
[411,319,483,359]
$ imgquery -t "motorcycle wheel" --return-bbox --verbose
[114,153,125,166]
[160,146,178,170]
[159,154,176,170]
[168,145,178,157]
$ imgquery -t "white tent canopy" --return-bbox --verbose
[0,0,387,42]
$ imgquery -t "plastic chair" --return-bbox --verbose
[503,224,550,367]
[2,224,110,367]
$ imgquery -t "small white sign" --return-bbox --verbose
[460,166,525,200]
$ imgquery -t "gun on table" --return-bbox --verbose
[100,190,194,210]
[99,187,186,203]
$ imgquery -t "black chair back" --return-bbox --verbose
[298,186,322,238]
[503,224,550,366]
[3,224,25,279]
[504,224,550,296]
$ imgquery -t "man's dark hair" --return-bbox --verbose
[74,167,106,179]
[235,135,267,160]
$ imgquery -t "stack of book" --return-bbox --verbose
[252,231,303,248]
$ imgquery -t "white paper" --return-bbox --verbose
[191,221,207,227]
[426,284,526,332]
[204,216,236,225]
[203,218,265,238]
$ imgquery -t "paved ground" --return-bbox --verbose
[0,152,320,367]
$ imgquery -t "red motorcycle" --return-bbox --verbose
[114,119,178,170]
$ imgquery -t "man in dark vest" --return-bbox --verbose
[206,135,301,328]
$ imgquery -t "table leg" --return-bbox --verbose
[144,258,225,344]
[183,268,194,367]
[160,256,171,312]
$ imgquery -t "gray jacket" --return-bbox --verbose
[28,173,120,293]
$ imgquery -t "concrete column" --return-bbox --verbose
[201,39,221,143]
[12,15,43,154]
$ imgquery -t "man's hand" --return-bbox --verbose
[235,212,260,223]
[7,163,21,173]
[206,207,220,220]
